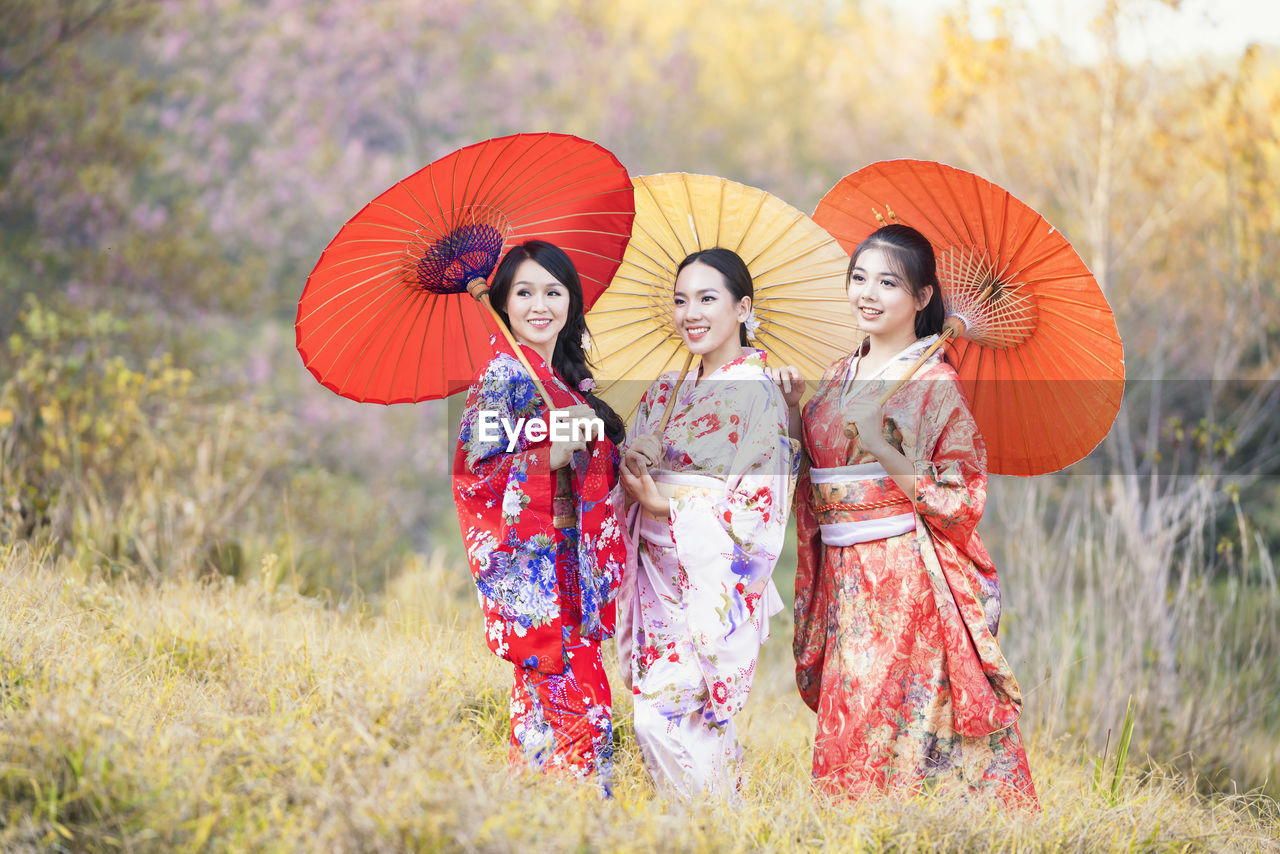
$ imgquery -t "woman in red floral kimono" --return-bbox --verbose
[781,225,1037,806]
[452,240,627,796]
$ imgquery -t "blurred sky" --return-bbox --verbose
[908,0,1280,63]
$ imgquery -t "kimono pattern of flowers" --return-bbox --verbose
[618,347,798,796]
[453,335,625,792]
[793,336,1038,807]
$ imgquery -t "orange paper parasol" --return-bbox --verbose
[296,132,635,405]
[814,159,1124,476]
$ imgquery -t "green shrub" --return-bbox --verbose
[0,296,285,579]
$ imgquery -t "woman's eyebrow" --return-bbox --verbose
[852,266,898,278]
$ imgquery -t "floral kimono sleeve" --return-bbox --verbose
[907,367,1022,736]
[791,458,827,712]
[452,354,563,673]
[668,378,798,721]
[792,358,850,713]
[613,373,674,691]
[570,434,626,641]
[628,374,671,443]
[909,371,988,547]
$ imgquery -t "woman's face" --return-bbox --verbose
[672,261,749,363]
[504,258,570,360]
[847,247,930,342]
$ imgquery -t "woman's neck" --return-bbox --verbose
[860,330,919,373]
[515,337,555,366]
[696,340,742,383]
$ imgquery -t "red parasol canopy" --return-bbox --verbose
[296,132,635,404]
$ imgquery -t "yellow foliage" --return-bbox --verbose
[0,297,287,578]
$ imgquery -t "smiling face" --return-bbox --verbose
[672,261,750,373]
[503,258,569,362]
[848,246,932,349]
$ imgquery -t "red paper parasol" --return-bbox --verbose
[814,159,1125,476]
[296,132,635,404]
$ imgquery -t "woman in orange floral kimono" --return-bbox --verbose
[453,241,627,796]
[782,225,1037,806]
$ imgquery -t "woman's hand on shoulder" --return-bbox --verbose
[768,365,806,409]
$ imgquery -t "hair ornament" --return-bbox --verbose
[872,204,900,227]
[578,377,597,394]
[743,309,761,341]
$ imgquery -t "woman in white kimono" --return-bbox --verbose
[618,248,798,797]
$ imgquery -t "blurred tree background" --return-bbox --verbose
[2,0,1278,796]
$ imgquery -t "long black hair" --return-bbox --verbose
[675,247,755,347]
[849,224,945,339]
[488,240,625,447]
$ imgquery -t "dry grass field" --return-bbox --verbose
[2,543,1276,853]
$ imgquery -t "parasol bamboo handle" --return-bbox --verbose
[467,277,553,409]
[657,350,696,436]
[626,350,695,478]
[843,316,967,443]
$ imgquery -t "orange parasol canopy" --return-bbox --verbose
[814,159,1125,476]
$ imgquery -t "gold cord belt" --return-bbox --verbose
[811,495,913,514]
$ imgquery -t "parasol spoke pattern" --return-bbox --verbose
[588,173,859,421]
[814,159,1125,476]
[297,132,634,404]
[938,246,1038,349]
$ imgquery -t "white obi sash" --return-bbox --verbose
[810,462,917,546]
